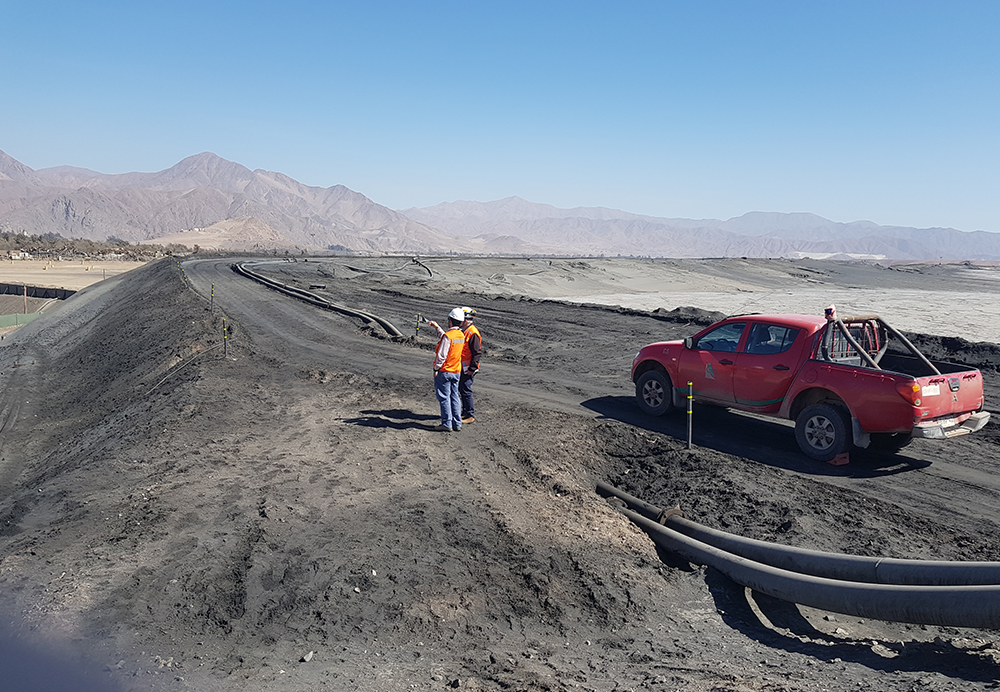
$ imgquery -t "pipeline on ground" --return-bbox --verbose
[231,262,404,338]
[597,480,1000,629]
[344,256,432,276]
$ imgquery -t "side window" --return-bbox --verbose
[745,323,800,355]
[694,322,746,353]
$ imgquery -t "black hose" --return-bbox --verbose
[232,263,404,338]
[621,506,1000,629]
[597,481,1000,586]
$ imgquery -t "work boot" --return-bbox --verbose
[462,415,475,424]
[433,424,452,432]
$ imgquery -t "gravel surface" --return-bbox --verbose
[1,255,999,691]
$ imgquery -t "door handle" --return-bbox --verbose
[773,364,790,371]
[719,359,734,365]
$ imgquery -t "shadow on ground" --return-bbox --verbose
[581,395,931,478]
[343,408,441,430]
[0,621,122,692]
[703,569,1000,683]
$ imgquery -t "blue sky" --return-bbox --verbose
[2,1,998,231]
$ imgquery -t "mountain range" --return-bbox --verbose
[2,149,998,260]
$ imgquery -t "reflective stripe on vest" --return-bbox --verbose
[462,324,481,367]
[440,328,466,373]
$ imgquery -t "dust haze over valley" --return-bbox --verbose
[3,254,1000,691]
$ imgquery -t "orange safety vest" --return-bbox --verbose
[462,324,482,368]
[439,327,466,373]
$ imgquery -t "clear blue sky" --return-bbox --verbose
[2,1,998,231]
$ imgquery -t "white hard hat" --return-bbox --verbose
[448,307,466,321]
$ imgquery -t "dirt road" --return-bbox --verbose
[1,255,1000,691]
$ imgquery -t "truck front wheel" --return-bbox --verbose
[795,403,851,461]
[636,370,673,416]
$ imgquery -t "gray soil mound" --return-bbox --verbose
[650,305,728,325]
[1,256,1000,691]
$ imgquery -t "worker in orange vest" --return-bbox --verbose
[457,307,482,423]
[429,307,467,432]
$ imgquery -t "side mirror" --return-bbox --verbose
[683,337,693,349]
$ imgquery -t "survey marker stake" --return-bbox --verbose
[687,381,693,450]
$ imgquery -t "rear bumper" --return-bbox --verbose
[912,411,991,440]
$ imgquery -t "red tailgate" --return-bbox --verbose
[912,371,985,421]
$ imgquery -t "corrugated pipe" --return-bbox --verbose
[598,481,1000,628]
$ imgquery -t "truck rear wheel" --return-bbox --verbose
[636,370,673,416]
[795,403,851,461]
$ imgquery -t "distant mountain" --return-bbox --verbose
[402,196,708,234]
[402,197,1000,260]
[3,149,998,259]
[32,165,105,187]
[0,150,455,254]
[718,211,881,239]
[0,149,43,185]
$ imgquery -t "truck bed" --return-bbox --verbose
[876,352,978,378]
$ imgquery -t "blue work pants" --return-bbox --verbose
[459,370,476,417]
[434,371,462,429]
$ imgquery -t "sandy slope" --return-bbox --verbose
[147,218,313,252]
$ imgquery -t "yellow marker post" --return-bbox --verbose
[223,317,228,358]
[687,381,694,449]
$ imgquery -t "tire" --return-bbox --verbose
[795,403,851,461]
[869,432,913,453]
[636,370,673,416]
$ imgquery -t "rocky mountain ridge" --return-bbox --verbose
[2,149,997,259]
[0,150,456,254]
[402,198,1000,260]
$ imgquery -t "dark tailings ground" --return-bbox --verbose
[2,256,1000,692]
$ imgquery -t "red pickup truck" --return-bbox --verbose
[631,310,990,461]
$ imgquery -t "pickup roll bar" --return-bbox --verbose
[829,318,881,369]
[879,320,942,376]
[821,314,942,376]
[837,314,879,322]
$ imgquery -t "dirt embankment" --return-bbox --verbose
[1,256,1000,692]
